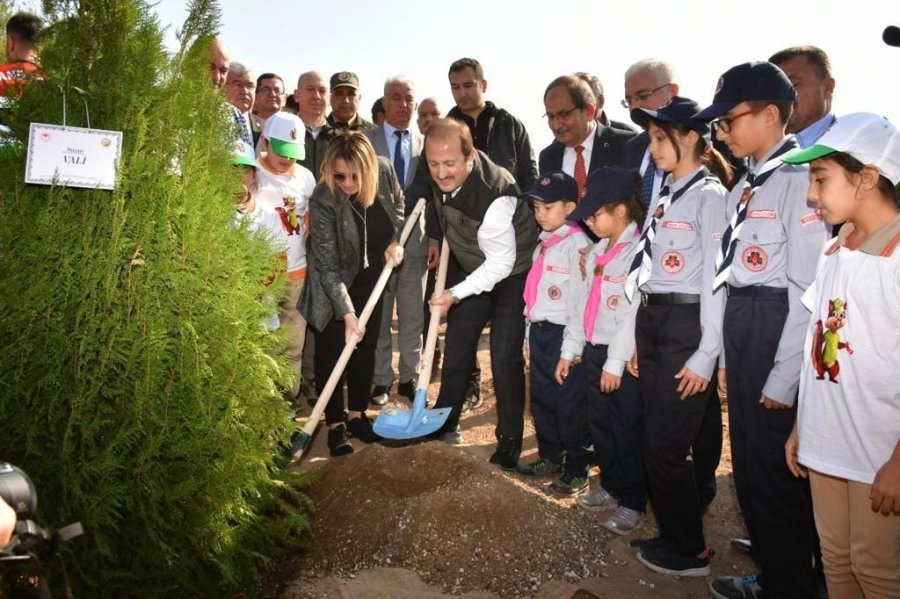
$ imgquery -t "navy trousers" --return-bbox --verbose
[637,303,718,556]
[724,286,816,599]
[528,322,589,476]
[583,343,645,511]
[434,270,527,441]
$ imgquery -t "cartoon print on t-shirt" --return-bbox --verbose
[811,298,854,383]
[275,196,301,235]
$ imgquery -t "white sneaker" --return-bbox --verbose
[602,506,643,535]
[576,486,619,512]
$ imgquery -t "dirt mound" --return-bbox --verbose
[294,441,613,597]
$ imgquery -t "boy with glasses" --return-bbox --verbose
[693,61,828,599]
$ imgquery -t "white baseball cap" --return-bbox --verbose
[782,112,900,185]
[262,112,306,161]
[232,139,258,167]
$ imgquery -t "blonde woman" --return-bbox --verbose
[299,131,405,456]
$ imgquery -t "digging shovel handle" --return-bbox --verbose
[301,198,427,437]
[415,238,450,391]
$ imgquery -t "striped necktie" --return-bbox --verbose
[712,140,797,291]
[574,145,586,201]
[625,170,708,301]
[640,158,657,213]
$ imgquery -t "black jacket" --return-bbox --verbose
[538,123,636,175]
[447,102,538,190]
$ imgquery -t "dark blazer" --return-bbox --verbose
[624,131,649,171]
[538,123,636,175]
[299,157,405,332]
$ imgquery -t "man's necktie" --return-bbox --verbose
[640,159,657,213]
[625,170,708,300]
[394,130,407,188]
[574,145,586,201]
[712,140,797,291]
[234,110,252,146]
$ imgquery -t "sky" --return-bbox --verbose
[151,0,900,152]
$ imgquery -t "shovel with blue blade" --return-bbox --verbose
[373,238,452,439]
[290,198,427,460]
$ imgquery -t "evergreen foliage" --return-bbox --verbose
[0,0,312,594]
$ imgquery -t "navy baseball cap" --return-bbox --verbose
[694,62,796,121]
[568,167,635,221]
[884,25,900,47]
[630,96,710,138]
[522,172,579,203]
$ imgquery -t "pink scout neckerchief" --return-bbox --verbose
[523,224,580,322]
[583,228,639,344]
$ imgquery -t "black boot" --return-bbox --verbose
[489,436,521,470]
[327,423,354,457]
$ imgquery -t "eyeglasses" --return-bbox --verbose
[544,107,579,122]
[257,86,285,96]
[621,84,671,108]
[333,172,359,183]
[712,105,766,133]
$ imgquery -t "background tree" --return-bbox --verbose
[0,0,311,595]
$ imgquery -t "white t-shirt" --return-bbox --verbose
[797,223,900,484]
[254,160,316,276]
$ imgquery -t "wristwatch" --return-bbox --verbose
[449,287,462,304]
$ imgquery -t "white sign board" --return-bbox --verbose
[25,123,123,190]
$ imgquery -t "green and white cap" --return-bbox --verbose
[262,112,306,161]
[782,112,900,185]
[232,139,258,167]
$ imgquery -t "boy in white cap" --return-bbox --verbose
[782,112,900,599]
[255,112,316,403]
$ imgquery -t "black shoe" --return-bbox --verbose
[549,473,589,495]
[327,423,354,457]
[370,384,391,406]
[397,380,416,401]
[730,537,752,555]
[630,536,668,552]
[346,415,380,443]
[636,543,711,577]
[489,436,521,470]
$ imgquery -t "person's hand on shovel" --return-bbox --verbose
[384,241,405,268]
[429,289,456,318]
[343,313,365,346]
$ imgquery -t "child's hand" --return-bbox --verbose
[717,368,727,396]
[871,450,900,515]
[674,366,709,400]
[626,351,639,378]
[760,394,790,410]
[785,422,807,479]
[555,359,572,385]
[599,371,621,393]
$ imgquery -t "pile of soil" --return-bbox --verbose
[290,442,613,597]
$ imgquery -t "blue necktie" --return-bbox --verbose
[640,158,657,212]
[393,130,407,187]
[233,108,252,146]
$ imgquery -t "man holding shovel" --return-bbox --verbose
[425,118,538,470]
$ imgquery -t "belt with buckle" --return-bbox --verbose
[641,292,701,307]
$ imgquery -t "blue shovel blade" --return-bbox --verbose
[373,388,452,440]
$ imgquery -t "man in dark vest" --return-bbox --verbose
[426,118,538,469]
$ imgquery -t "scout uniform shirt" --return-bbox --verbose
[798,216,900,484]
[583,221,641,376]
[524,223,591,361]
[722,137,828,403]
[640,167,727,380]
[254,159,316,280]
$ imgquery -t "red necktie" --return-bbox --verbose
[574,145,586,202]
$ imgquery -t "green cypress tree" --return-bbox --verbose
[0,0,311,594]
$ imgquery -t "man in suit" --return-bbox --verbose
[293,70,336,180]
[575,71,637,133]
[224,62,256,147]
[251,73,287,148]
[367,77,427,405]
[539,75,636,194]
